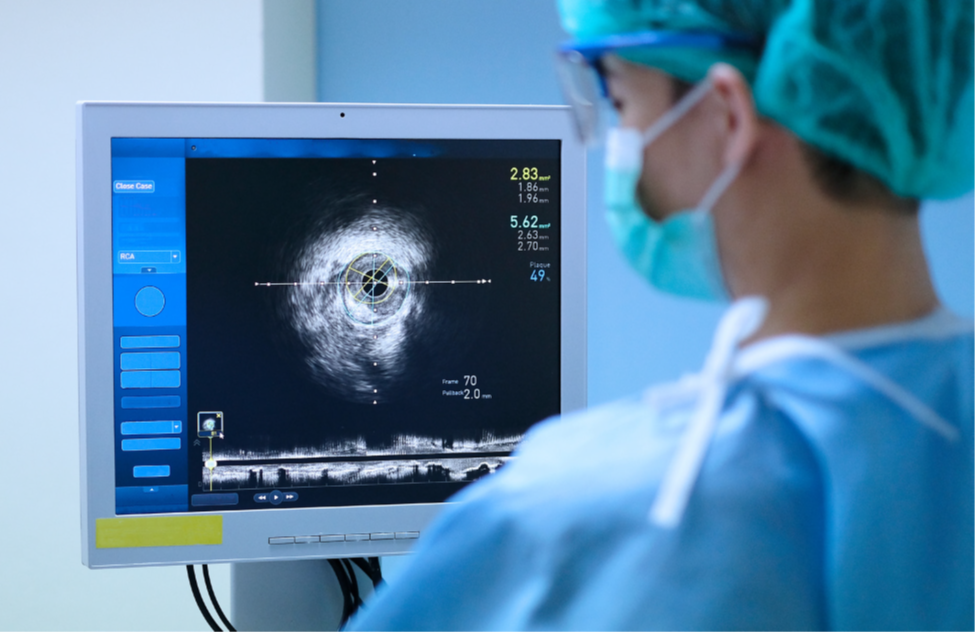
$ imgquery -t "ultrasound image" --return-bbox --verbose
[278,203,435,404]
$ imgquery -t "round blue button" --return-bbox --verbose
[135,286,166,317]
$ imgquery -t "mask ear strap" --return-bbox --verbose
[698,160,743,211]
[641,78,713,146]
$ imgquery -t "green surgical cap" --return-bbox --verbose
[558,0,975,199]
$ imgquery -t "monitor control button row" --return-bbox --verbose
[267,532,420,545]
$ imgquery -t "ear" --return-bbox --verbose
[707,63,759,166]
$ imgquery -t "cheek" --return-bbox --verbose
[643,127,724,212]
[637,141,696,217]
[634,150,678,220]
[616,85,672,130]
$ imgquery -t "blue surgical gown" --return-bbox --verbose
[349,309,974,630]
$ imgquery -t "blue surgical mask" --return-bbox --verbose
[604,80,741,301]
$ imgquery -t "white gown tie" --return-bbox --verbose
[648,297,959,528]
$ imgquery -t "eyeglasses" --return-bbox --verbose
[555,31,761,146]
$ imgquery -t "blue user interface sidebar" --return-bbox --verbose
[112,139,188,514]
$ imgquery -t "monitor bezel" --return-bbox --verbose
[77,101,587,568]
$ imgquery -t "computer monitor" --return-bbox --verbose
[78,102,586,568]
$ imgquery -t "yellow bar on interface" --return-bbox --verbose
[96,515,223,548]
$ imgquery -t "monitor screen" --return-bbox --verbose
[78,103,586,567]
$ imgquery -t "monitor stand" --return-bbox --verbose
[231,560,374,631]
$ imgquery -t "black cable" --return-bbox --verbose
[202,564,236,632]
[367,557,382,585]
[342,559,363,607]
[328,557,388,628]
[187,565,222,632]
[328,559,354,627]
[350,558,374,586]
[351,557,384,590]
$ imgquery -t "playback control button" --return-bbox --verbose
[254,490,298,506]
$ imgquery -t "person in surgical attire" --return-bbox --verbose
[350,0,974,629]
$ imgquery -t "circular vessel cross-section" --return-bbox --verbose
[340,252,410,324]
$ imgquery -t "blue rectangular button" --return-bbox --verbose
[116,484,188,514]
[120,335,181,349]
[191,493,239,507]
[121,438,181,452]
[133,465,171,478]
[117,250,181,264]
[120,370,181,389]
[120,352,181,370]
[121,395,181,409]
[120,420,182,436]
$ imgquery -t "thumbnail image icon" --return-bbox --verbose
[197,411,224,439]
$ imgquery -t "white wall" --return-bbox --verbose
[265,0,317,102]
[0,2,262,630]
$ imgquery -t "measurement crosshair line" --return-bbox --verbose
[254,279,492,286]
